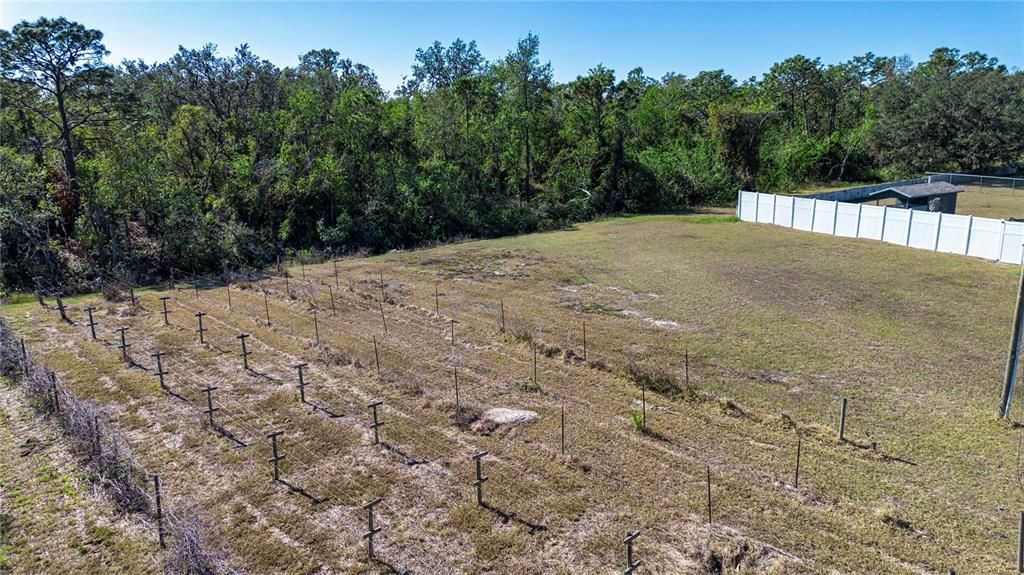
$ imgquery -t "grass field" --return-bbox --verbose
[957,185,1024,219]
[0,379,158,574]
[3,213,1024,574]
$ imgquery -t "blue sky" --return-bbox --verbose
[2,2,1021,92]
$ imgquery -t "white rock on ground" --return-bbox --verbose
[480,408,539,426]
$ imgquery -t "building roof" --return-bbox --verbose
[871,181,962,200]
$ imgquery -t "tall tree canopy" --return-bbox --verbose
[2,17,1022,291]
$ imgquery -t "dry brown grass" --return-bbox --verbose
[4,212,1023,573]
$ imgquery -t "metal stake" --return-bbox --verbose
[195,312,207,343]
[373,336,381,373]
[160,296,171,325]
[706,464,713,527]
[838,397,848,443]
[312,310,320,346]
[363,498,383,559]
[116,327,131,361]
[369,400,384,445]
[560,404,566,455]
[473,451,489,506]
[202,385,219,426]
[263,291,271,326]
[794,435,802,488]
[267,431,285,482]
[152,351,169,392]
[294,363,309,404]
[238,333,251,370]
[624,531,641,575]
[85,307,97,340]
[379,302,388,335]
[328,285,337,316]
[153,475,165,549]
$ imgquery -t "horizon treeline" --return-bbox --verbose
[2,17,1022,291]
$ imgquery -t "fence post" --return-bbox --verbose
[263,291,272,326]
[434,282,440,318]
[560,404,565,456]
[794,435,802,488]
[152,351,168,392]
[56,295,69,323]
[838,397,848,442]
[500,299,506,332]
[195,312,207,344]
[964,215,974,255]
[116,327,131,362]
[623,531,641,575]
[312,309,320,346]
[160,296,171,326]
[998,220,1009,262]
[373,336,381,373]
[153,474,166,549]
[706,464,713,527]
[1018,510,1024,572]
[379,302,388,336]
[85,306,97,340]
[363,498,383,559]
[369,401,384,445]
[202,385,219,426]
[267,431,285,482]
[473,451,488,506]
[238,334,251,370]
[582,321,587,362]
[905,208,914,247]
[20,338,28,376]
[453,366,460,413]
[333,259,339,289]
[294,363,309,404]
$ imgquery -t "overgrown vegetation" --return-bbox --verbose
[2,17,1022,290]
[0,319,224,574]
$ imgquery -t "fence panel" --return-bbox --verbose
[774,195,794,227]
[881,208,911,246]
[1001,222,1024,264]
[811,200,837,234]
[735,190,1022,265]
[936,214,971,255]
[756,193,775,224]
[792,197,815,231]
[967,218,1002,260]
[907,211,940,250]
[857,205,885,241]
[835,203,861,238]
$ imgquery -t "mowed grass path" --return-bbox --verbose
[3,213,1022,574]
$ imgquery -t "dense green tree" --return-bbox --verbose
[2,16,1021,291]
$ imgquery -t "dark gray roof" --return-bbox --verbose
[875,181,962,199]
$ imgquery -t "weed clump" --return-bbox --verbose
[624,352,687,397]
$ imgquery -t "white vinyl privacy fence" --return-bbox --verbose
[736,190,1024,265]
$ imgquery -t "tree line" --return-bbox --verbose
[1,17,1022,290]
